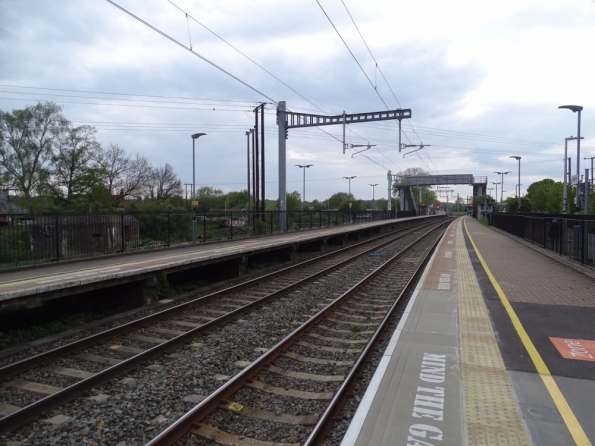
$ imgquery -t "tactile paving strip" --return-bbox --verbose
[456,220,531,446]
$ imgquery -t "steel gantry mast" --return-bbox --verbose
[277,101,411,231]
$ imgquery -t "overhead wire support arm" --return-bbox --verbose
[284,109,411,129]
[350,143,376,158]
[282,108,411,154]
[402,143,431,158]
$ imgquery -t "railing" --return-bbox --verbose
[489,212,595,268]
[0,209,399,269]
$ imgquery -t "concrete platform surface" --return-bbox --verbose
[342,216,594,446]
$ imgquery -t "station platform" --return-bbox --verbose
[0,216,441,309]
[342,216,595,446]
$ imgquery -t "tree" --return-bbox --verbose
[146,163,182,200]
[45,125,104,207]
[195,186,224,212]
[0,102,69,198]
[287,191,301,211]
[525,179,563,213]
[94,143,129,196]
[328,192,350,209]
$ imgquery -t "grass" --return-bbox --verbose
[349,325,362,333]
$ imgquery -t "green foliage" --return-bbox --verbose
[328,192,350,209]
[526,179,564,213]
[338,199,367,211]
[286,190,301,211]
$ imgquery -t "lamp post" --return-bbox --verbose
[343,176,356,198]
[494,171,511,203]
[492,182,500,205]
[563,137,583,213]
[559,105,583,209]
[296,164,313,210]
[509,156,521,210]
[191,132,206,242]
[369,183,378,210]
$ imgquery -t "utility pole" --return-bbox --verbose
[254,108,260,218]
[260,102,266,217]
[245,131,251,212]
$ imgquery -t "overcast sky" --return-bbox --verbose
[1,0,594,205]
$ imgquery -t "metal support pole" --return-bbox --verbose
[564,138,568,214]
[246,131,251,212]
[251,129,256,211]
[518,158,521,210]
[254,107,260,217]
[583,170,589,264]
[278,101,287,232]
[192,137,196,243]
[387,170,392,218]
[342,111,346,154]
[585,169,591,215]
[260,103,265,217]
[577,110,582,189]
[398,118,402,152]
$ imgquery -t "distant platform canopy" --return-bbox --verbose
[397,174,487,187]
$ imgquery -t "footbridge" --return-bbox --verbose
[395,174,488,216]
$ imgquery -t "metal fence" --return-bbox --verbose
[0,209,401,269]
[489,212,595,267]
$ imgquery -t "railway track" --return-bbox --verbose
[0,219,445,440]
[145,222,447,445]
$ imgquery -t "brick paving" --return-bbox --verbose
[464,217,595,308]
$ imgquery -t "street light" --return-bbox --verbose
[494,171,511,203]
[295,164,313,210]
[562,136,583,213]
[369,183,378,209]
[559,105,583,206]
[191,132,206,242]
[343,176,356,197]
[492,182,500,205]
[509,156,521,210]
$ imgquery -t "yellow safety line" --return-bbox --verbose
[464,218,591,446]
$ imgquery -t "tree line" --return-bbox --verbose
[0,102,182,212]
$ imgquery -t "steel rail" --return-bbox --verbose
[0,221,440,435]
[0,220,432,379]
[303,223,448,445]
[144,221,449,446]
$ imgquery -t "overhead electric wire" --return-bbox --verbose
[0,97,254,112]
[166,0,328,116]
[338,0,439,172]
[105,0,277,104]
[0,85,259,104]
[167,0,397,171]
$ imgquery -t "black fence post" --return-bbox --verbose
[54,214,60,261]
[270,211,273,234]
[203,212,207,241]
[167,210,171,246]
[121,210,125,252]
[230,211,234,239]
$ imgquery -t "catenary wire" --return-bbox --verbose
[105,0,278,104]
